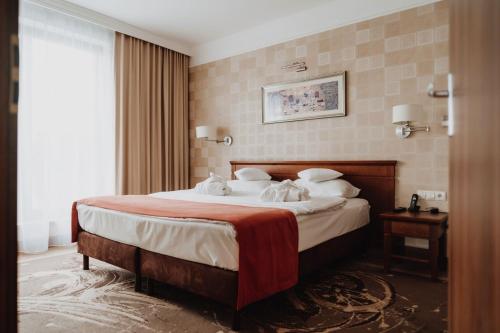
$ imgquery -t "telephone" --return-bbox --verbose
[408,193,420,212]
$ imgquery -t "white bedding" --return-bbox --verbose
[152,189,346,214]
[77,189,370,271]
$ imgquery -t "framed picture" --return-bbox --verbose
[261,72,346,124]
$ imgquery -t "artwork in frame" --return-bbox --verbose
[262,72,346,124]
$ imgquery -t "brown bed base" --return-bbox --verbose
[77,160,396,330]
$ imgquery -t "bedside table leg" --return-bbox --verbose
[83,255,89,270]
[439,232,447,269]
[430,238,439,280]
[384,233,392,273]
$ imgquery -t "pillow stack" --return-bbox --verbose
[234,167,272,181]
[230,168,276,193]
[295,168,360,198]
[297,168,343,182]
[227,180,276,193]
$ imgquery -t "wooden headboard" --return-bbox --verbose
[230,160,397,238]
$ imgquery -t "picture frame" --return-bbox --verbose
[261,72,346,124]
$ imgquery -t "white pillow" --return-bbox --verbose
[227,180,277,193]
[234,168,272,181]
[297,168,343,182]
[295,178,360,198]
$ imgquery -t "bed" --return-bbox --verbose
[73,160,396,330]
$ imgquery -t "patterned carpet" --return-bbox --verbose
[19,252,447,332]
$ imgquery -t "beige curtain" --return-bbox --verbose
[115,32,189,194]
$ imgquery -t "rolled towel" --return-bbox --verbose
[194,173,232,196]
[260,179,310,202]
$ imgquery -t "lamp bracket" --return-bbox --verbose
[395,123,430,139]
[218,136,233,146]
[427,83,449,98]
[205,136,233,146]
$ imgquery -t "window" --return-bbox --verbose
[18,1,115,253]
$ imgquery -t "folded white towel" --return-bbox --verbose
[260,179,310,202]
[194,173,232,196]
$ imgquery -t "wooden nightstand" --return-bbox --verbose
[380,211,448,280]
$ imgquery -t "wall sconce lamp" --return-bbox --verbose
[392,104,430,139]
[195,125,233,146]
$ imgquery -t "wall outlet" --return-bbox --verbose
[417,190,434,200]
[435,191,447,201]
[417,190,446,201]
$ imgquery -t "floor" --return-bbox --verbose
[18,246,448,333]
[18,244,77,263]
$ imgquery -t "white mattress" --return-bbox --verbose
[77,190,370,271]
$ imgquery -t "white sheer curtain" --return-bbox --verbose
[18,1,115,253]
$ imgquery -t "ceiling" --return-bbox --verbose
[65,0,331,45]
[56,0,438,65]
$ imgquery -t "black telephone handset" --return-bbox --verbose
[408,193,420,212]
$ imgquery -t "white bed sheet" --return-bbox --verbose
[77,190,369,271]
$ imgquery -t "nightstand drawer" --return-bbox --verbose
[391,221,429,237]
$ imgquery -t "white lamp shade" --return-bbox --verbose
[196,125,216,140]
[392,104,423,124]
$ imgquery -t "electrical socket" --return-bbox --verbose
[417,190,426,198]
[435,191,447,201]
[417,190,433,200]
[417,190,446,201]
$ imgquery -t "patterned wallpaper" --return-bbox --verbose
[188,1,449,210]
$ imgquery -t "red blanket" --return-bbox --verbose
[71,195,299,309]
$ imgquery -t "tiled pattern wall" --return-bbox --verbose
[189,1,449,210]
